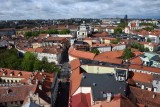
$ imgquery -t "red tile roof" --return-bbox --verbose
[93,50,123,64]
[70,59,81,71]
[128,56,143,65]
[94,57,123,65]
[132,29,160,36]
[0,85,36,103]
[95,50,123,59]
[131,72,153,83]
[70,67,82,95]
[70,93,91,107]
[0,68,32,79]
[93,32,109,37]
[129,64,160,73]
[99,94,137,107]
[69,48,96,60]
[130,86,160,106]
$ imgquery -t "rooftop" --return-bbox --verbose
[81,73,127,101]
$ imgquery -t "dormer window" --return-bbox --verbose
[3,73,6,76]
[18,72,22,76]
[3,72,7,76]
[10,71,14,76]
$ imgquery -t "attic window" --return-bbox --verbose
[10,72,14,76]
[3,72,6,76]
[18,72,22,76]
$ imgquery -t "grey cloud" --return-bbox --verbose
[0,0,159,20]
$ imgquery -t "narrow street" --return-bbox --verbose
[55,48,70,107]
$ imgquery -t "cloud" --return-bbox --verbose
[0,0,159,20]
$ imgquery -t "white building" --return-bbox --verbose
[77,21,92,39]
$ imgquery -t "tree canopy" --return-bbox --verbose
[131,42,150,52]
[91,48,100,55]
[147,38,151,42]
[0,48,60,73]
[114,27,122,34]
[24,29,70,38]
[122,48,134,60]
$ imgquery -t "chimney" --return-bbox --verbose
[93,83,96,86]
[106,93,112,102]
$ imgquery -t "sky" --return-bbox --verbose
[0,0,160,20]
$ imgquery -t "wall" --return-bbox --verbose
[81,65,115,74]
[37,53,59,64]
[112,45,126,51]
[97,46,111,53]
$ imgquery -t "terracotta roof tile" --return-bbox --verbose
[70,93,91,107]
[129,56,143,65]
[0,68,32,79]
[45,37,68,43]
[69,48,96,60]
[129,64,160,73]
[94,57,123,64]
[70,59,81,71]
[0,85,36,103]
[70,67,82,95]
[130,86,160,106]
[94,50,123,59]
[93,94,137,107]
[93,32,109,37]
[130,71,153,83]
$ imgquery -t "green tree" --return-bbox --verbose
[114,27,122,34]
[59,29,70,34]
[147,38,151,42]
[143,27,154,31]
[91,48,100,55]
[33,60,43,71]
[21,52,36,71]
[118,20,128,28]
[145,48,150,52]
[24,31,32,37]
[122,48,134,60]
[0,48,22,69]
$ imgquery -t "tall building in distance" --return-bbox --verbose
[124,14,128,20]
